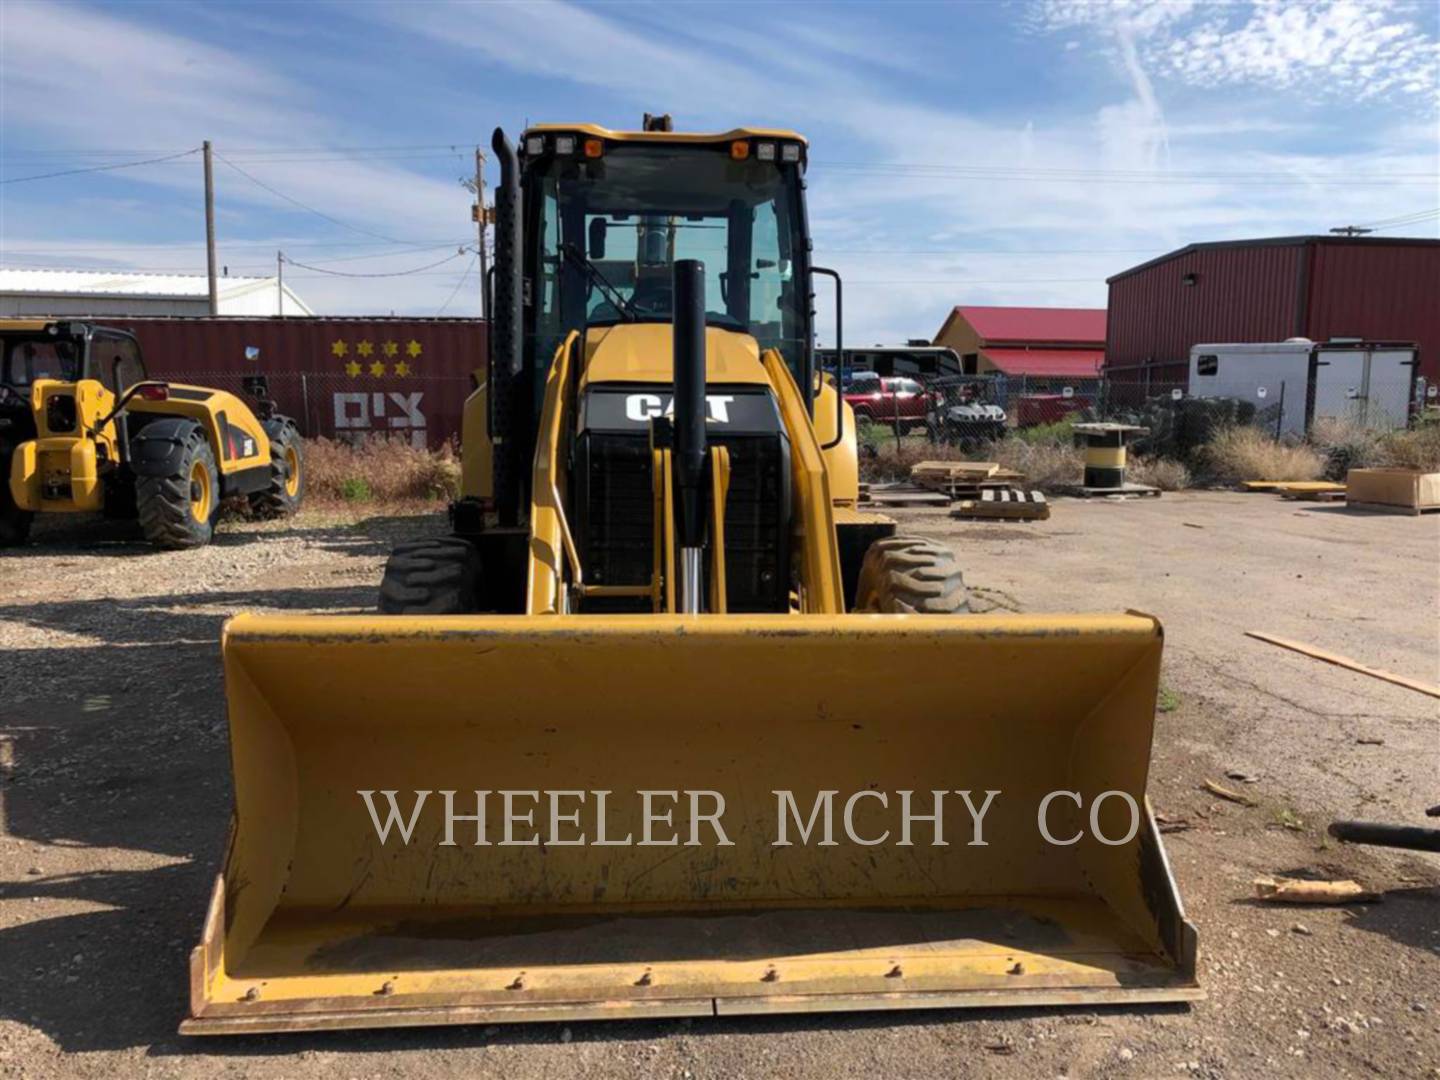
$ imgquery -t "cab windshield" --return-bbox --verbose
[530,143,808,372]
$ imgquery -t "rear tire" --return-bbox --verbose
[379,537,482,614]
[249,420,303,519]
[853,535,969,614]
[136,422,219,549]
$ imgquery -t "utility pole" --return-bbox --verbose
[276,251,284,317]
[1329,225,1374,236]
[203,140,218,316]
[476,147,490,322]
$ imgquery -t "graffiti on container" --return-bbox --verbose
[334,391,427,448]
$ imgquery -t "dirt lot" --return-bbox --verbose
[1,493,1436,1079]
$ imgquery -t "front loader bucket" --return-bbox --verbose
[184,613,1198,1034]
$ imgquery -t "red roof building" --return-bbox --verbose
[932,305,1106,382]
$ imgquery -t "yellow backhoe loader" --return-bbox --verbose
[185,118,1197,1034]
[1,320,303,548]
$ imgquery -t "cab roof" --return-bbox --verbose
[524,123,807,146]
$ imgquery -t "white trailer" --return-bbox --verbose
[1188,339,1417,435]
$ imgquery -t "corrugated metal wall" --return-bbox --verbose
[1306,243,1440,382]
[113,317,486,448]
[1105,243,1303,383]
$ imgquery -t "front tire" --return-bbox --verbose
[853,535,969,614]
[379,537,482,614]
[136,422,219,549]
[249,420,303,519]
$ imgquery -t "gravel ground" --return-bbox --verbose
[0,493,1436,1079]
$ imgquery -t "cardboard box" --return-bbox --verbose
[1346,468,1440,514]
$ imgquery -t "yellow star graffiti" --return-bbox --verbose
[393,359,412,378]
[344,360,361,378]
[331,339,348,358]
[406,340,423,358]
[357,340,374,357]
[381,341,399,357]
[369,360,387,377]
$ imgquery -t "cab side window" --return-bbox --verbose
[92,334,144,393]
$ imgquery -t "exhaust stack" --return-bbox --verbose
[672,259,707,613]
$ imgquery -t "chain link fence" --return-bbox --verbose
[855,369,1434,487]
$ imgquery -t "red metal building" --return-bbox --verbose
[110,317,486,448]
[1105,236,1440,385]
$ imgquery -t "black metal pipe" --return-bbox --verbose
[672,259,708,551]
[1329,819,1440,853]
[489,128,523,526]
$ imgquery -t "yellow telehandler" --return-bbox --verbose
[185,118,1197,1034]
[1,319,303,548]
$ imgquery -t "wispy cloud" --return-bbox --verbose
[1037,0,1439,102]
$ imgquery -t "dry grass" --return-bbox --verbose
[1309,416,1389,480]
[1200,426,1325,483]
[303,436,461,504]
[1378,424,1440,472]
[862,435,967,483]
[989,438,1084,492]
[1128,456,1192,491]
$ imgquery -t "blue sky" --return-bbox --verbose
[2,0,1436,342]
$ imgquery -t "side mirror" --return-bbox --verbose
[587,217,607,260]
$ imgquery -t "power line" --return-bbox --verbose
[1359,207,1440,229]
[3,143,468,158]
[0,148,200,185]
[214,151,416,245]
[819,161,1439,187]
[436,253,480,316]
[280,249,471,278]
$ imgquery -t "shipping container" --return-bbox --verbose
[110,317,487,449]
[1105,236,1440,387]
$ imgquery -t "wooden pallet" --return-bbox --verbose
[951,489,1050,521]
[1062,483,1161,499]
[911,461,1026,496]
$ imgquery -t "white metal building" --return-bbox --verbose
[0,268,312,317]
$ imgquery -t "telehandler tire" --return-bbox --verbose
[853,535,969,614]
[249,420,303,519]
[135,421,219,549]
[379,537,482,614]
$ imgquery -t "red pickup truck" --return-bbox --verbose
[843,373,930,432]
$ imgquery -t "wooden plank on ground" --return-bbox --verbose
[1243,480,1345,494]
[1244,631,1440,699]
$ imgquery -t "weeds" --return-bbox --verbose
[303,436,461,504]
[1128,456,1192,491]
[1157,687,1181,713]
[1379,424,1440,472]
[1200,426,1325,483]
[1309,416,1389,480]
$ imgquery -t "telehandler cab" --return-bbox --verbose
[189,117,1197,1034]
[1,320,302,548]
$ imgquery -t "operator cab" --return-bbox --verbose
[520,125,813,386]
